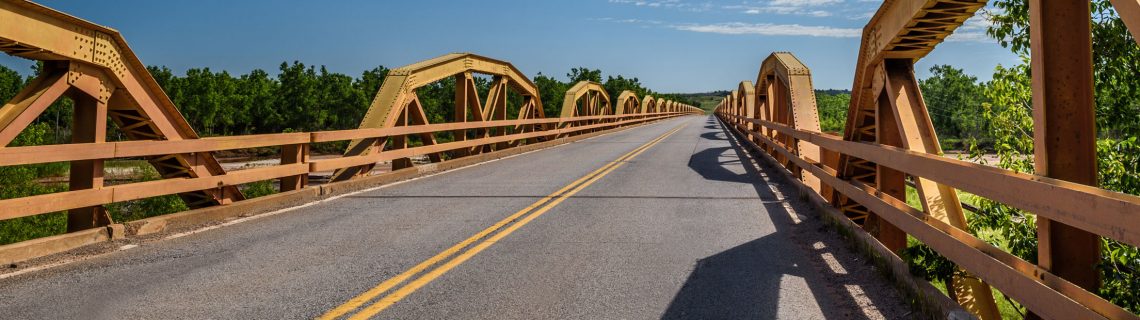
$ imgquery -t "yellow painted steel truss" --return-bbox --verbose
[560,81,611,118]
[615,91,640,115]
[716,0,1140,319]
[0,0,242,230]
[332,53,547,181]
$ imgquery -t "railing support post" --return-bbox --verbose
[1028,0,1101,310]
[871,81,907,253]
[66,94,110,232]
[280,144,308,192]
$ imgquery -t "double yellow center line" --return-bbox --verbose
[319,123,686,319]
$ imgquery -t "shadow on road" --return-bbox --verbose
[699,131,728,141]
[661,235,816,319]
[663,115,907,320]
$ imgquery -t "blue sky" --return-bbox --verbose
[1,0,1019,92]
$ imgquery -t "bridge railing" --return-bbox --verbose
[0,112,691,230]
[713,1,1140,318]
[716,110,1139,319]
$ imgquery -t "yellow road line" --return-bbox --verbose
[320,124,685,319]
[346,125,682,319]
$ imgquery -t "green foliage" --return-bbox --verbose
[910,58,1140,313]
[602,75,649,103]
[990,0,1140,138]
[945,61,1140,313]
[815,91,849,133]
[919,65,991,146]
[0,123,69,245]
[984,3,1140,310]
[566,67,602,83]
[0,64,22,104]
[1095,138,1140,310]
[533,72,568,117]
[241,180,278,199]
[675,91,730,113]
[148,63,389,136]
[902,236,956,283]
[146,62,683,136]
[105,161,188,222]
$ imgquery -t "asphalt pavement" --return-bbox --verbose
[0,115,914,319]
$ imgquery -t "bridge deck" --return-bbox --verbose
[0,116,913,319]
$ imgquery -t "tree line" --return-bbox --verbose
[0,62,698,143]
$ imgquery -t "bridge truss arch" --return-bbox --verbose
[753,52,823,193]
[615,91,641,115]
[559,81,611,118]
[334,53,547,180]
[640,95,656,113]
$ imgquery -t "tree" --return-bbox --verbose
[355,66,389,101]
[534,72,569,117]
[989,0,1140,138]
[602,75,648,103]
[236,69,281,134]
[316,66,361,130]
[919,65,989,144]
[276,61,322,132]
[815,91,849,133]
[566,67,602,83]
[0,65,21,102]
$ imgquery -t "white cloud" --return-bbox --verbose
[770,0,843,6]
[727,0,843,17]
[672,22,861,37]
[607,0,709,12]
[590,17,664,25]
[945,14,994,43]
[808,10,832,17]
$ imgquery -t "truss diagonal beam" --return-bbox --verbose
[0,0,242,214]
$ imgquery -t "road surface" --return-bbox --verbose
[0,116,913,319]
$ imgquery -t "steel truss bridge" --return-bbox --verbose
[1,0,1139,319]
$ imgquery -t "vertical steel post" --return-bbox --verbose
[872,85,908,253]
[452,74,470,158]
[1028,0,1101,301]
[391,107,412,170]
[66,95,109,232]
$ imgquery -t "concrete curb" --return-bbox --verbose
[0,117,680,266]
[715,115,972,320]
[126,188,324,236]
[0,227,111,266]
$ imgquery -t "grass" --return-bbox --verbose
[929,278,1024,319]
[241,180,279,199]
[902,185,1026,318]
